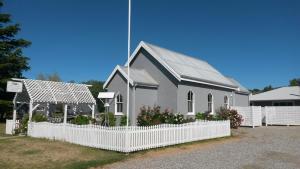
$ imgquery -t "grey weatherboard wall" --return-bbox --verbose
[177,81,233,115]
[106,71,134,123]
[130,49,179,112]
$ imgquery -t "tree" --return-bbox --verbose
[289,78,300,86]
[47,72,61,82]
[36,73,46,80]
[36,72,62,82]
[262,85,273,92]
[82,80,105,112]
[0,1,31,121]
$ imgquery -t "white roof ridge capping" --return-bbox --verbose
[123,41,238,90]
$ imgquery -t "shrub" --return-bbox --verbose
[195,112,221,121]
[32,113,48,122]
[14,114,29,135]
[173,113,185,124]
[183,117,196,123]
[71,115,91,125]
[137,106,195,126]
[99,112,116,126]
[137,105,161,126]
[216,107,243,129]
[120,115,129,126]
[14,113,47,135]
[195,112,206,120]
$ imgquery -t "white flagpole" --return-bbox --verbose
[125,0,131,153]
[127,0,131,127]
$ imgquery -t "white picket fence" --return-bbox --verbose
[27,120,230,153]
[231,106,262,128]
[264,106,300,126]
[5,119,19,135]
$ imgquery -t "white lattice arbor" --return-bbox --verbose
[12,78,96,123]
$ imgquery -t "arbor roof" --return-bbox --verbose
[13,78,96,104]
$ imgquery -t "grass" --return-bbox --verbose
[0,122,234,169]
[0,122,8,137]
[0,136,129,169]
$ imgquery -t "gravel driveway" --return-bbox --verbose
[103,126,300,169]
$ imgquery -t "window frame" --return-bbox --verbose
[115,94,124,115]
[224,95,229,109]
[208,93,214,114]
[187,90,195,115]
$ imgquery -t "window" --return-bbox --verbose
[187,91,194,114]
[115,94,123,115]
[224,96,229,108]
[208,93,213,113]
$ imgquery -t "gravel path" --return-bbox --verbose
[103,126,300,169]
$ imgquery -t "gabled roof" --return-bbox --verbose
[227,77,250,94]
[13,78,96,104]
[125,41,238,90]
[103,65,158,88]
[250,86,300,101]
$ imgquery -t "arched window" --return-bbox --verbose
[208,93,213,113]
[187,91,194,114]
[115,94,123,115]
[224,96,229,108]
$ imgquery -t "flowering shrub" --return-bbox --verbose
[137,106,195,126]
[216,107,243,129]
[195,112,221,121]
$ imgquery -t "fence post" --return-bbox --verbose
[251,106,255,128]
[265,107,268,126]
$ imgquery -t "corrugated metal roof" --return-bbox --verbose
[227,77,250,94]
[142,42,237,88]
[250,86,300,101]
[119,66,159,86]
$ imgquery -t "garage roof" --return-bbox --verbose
[250,86,300,101]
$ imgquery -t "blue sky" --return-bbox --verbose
[3,0,300,89]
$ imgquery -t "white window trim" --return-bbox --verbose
[187,90,195,115]
[208,93,214,114]
[115,94,124,116]
[224,95,229,109]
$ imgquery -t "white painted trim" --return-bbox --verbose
[115,93,124,116]
[181,78,237,90]
[103,65,134,89]
[208,93,214,114]
[187,90,195,115]
[125,41,182,81]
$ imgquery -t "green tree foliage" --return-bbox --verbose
[36,72,62,82]
[0,1,31,121]
[249,85,273,94]
[83,80,105,112]
[262,85,273,92]
[289,78,300,86]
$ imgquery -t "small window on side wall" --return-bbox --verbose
[224,96,229,108]
[208,93,213,113]
[115,94,123,115]
[187,91,194,114]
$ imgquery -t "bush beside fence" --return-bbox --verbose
[27,120,230,153]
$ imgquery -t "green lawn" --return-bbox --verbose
[0,122,9,137]
[0,122,233,169]
[0,123,129,169]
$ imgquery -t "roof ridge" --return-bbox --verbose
[143,41,209,64]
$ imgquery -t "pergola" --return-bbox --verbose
[12,78,96,123]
